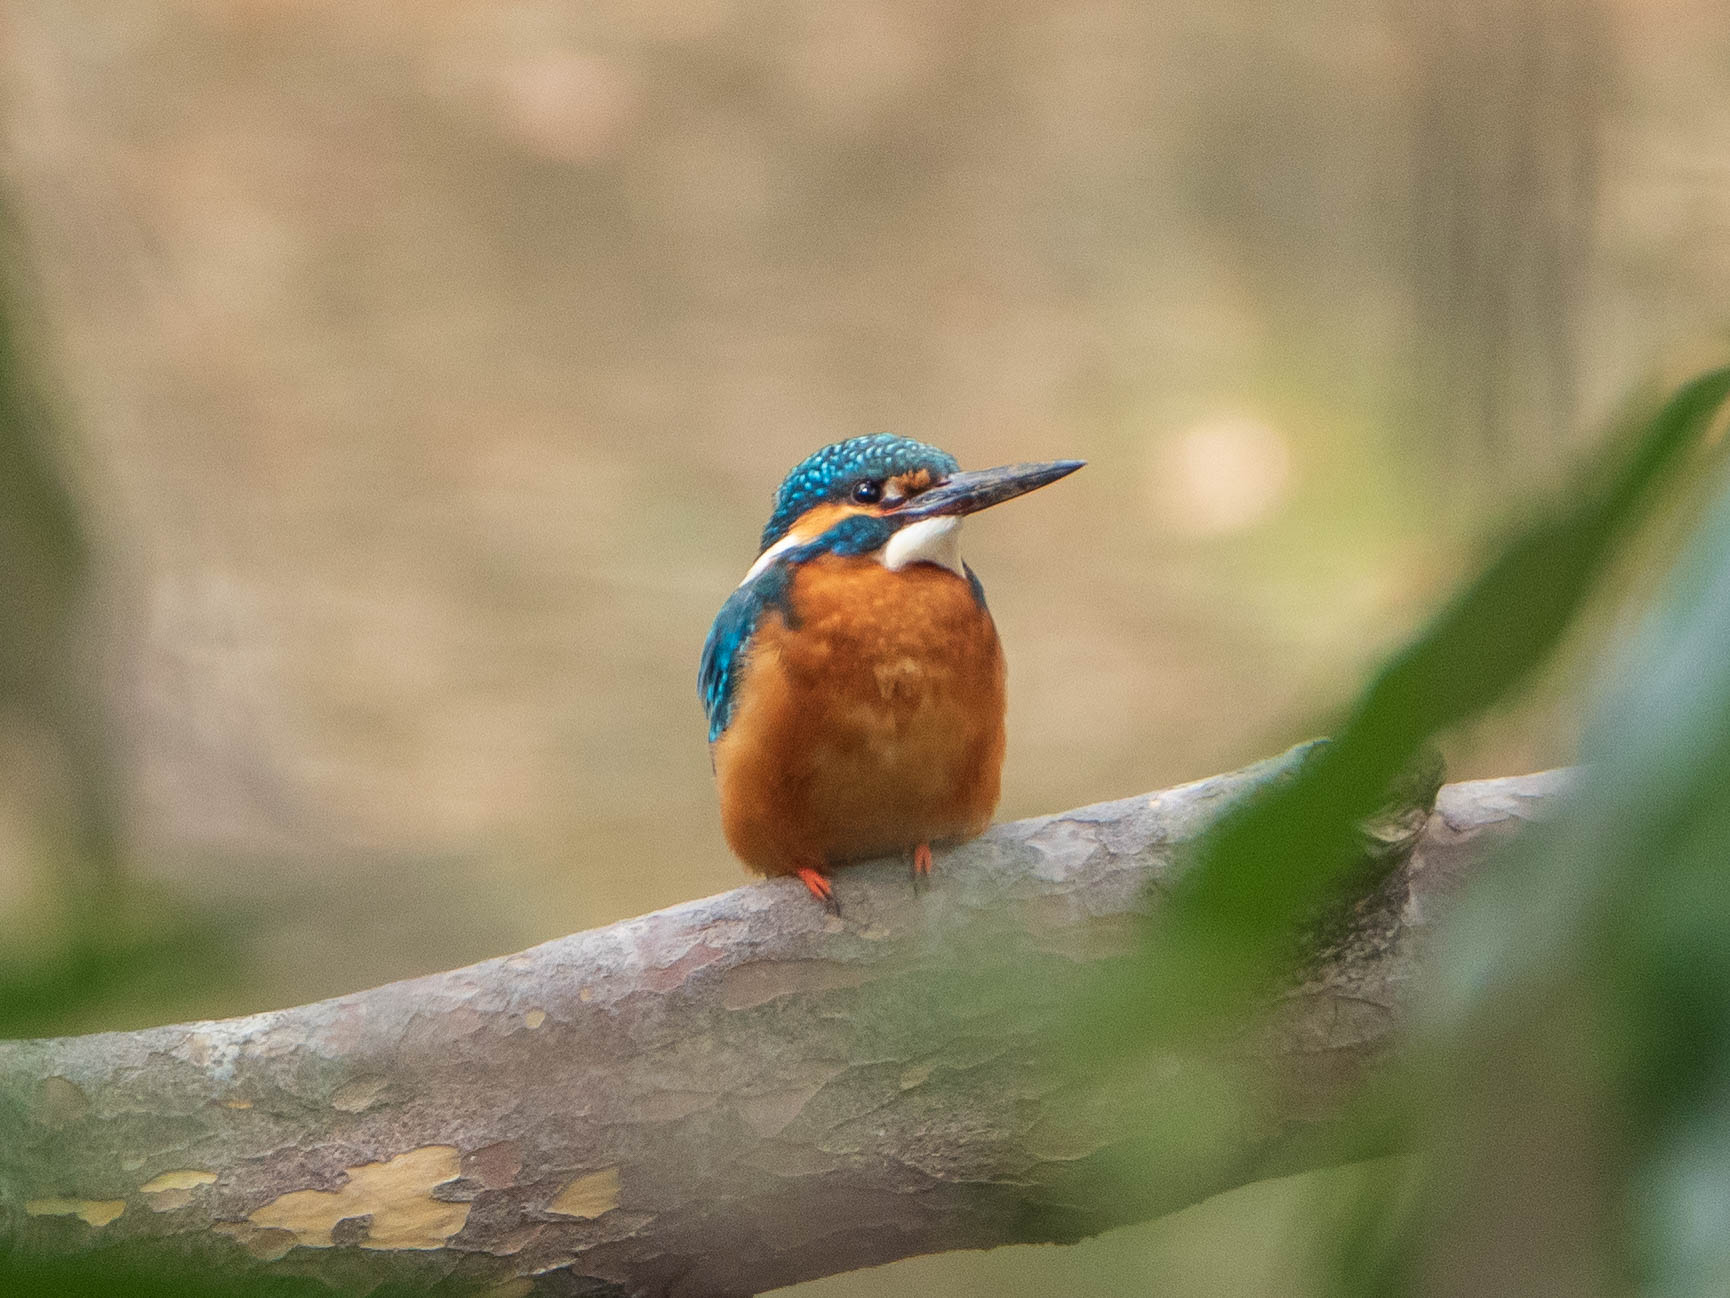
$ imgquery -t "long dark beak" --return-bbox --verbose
[893,459,1085,520]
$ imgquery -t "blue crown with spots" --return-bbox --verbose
[759,434,960,551]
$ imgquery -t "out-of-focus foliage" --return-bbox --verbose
[0,891,240,1041]
[1326,398,1730,1294]
[1065,363,1730,1296]
[0,1251,326,1298]
[1084,366,1730,1049]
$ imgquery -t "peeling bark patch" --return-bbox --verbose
[1022,905,1139,961]
[142,1169,219,1211]
[1021,818,1101,876]
[547,1167,620,1219]
[401,1008,488,1052]
[331,1075,390,1112]
[642,941,724,993]
[747,1141,835,1177]
[736,1081,831,1137]
[635,1090,716,1122]
[898,1063,934,1090]
[464,1141,523,1189]
[180,1030,241,1081]
[26,1198,126,1228]
[214,1221,298,1261]
[1024,1114,1110,1162]
[247,1145,470,1250]
[488,1223,546,1256]
[142,1169,219,1192]
[523,1009,547,1030]
[37,1075,89,1125]
[721,959,869,1010]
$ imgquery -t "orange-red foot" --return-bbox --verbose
[910,841,934,893]
[797,866,840,915]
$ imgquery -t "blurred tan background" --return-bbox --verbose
[0,0,1725,1189]
[1,1,1726,1293]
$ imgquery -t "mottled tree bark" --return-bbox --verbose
[0,748,1567,1297]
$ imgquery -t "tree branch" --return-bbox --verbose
[0,747,1568,1297]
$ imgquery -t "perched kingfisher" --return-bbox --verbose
[699,434,1083,910]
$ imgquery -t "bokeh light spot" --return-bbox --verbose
[1147,414,1294,537]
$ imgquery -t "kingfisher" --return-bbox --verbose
[699,434,1082,910]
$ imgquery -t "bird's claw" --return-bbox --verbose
[910,842,933,893]
[797,866,840,915]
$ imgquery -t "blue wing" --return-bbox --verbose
[699,515,898,742]
[699,564,795,742]
[963,562,988,610]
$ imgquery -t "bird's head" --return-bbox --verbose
[749,433,1083,579]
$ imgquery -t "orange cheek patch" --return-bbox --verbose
[784,502,863,541]
[891,469,934,499]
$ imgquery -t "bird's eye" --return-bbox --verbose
[852,479,884,504]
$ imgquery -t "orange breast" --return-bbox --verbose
[713,556,1007,876]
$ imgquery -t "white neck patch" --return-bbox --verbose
[738,513,966,587]
[738,530,805,587]
[881,515,964,576]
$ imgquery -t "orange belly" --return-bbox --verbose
[713,556,1007,876]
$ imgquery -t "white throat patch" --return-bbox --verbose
[881,515,965,576]
[737,514,966,587]
[738,530,804,587]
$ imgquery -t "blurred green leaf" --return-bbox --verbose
[1330,450,1730,1297]
[0,893,243,1040]
[0,1251,325,1298]
[1082,366,1730,1049]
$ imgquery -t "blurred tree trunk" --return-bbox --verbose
[1400,0,1610,492]
[0,757,1563,1298]
[0,202,124,904]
